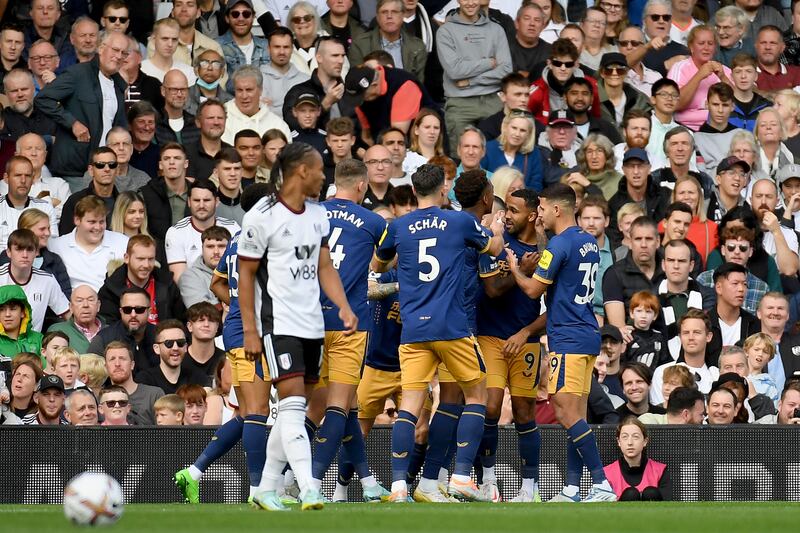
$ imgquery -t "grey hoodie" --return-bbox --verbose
[177,256,218,308]
[436,11,512,98]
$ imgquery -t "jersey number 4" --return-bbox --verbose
[574,262,598,305]
[418,238,440,282]
[329,227,346,270]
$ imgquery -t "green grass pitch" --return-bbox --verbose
[1,502,798,533]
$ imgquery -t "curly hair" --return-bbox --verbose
[453,169,489,209]
[576,133,616,174]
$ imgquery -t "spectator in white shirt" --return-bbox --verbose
[750,178,800,277]
[0,155,56,253]
[0,229,69,331]
[48,195,128,291]
[178,226,230,308]
[221,65,291,145]
[165,179,240,282]
[617,26,661,97]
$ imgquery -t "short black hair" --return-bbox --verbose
[387,184,417,207]
[411,164,444,197]
[241,183,276,211]
[510,188,539,210]
[189,179,217,197]
[453,169,489,209]
[665,201,693,220]
[651,78,680,96]
[539,183,576,209]
[120,286,151,302]
[712,261,748,283]
[666,386,705,415]
[267,26,293,42]
[564,76,593,94]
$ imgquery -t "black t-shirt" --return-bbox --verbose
[643,41,690,76]
[616,402,667,418]
[137,364,208,395]
[329,23,353,52]
[181,348,225,387]
[509,39,552,80]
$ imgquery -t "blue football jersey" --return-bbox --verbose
[365,270,402,372]
[321,198,387,331]
[477,232,542,341]
[215,232,243,351]
[463,214,499,334]
[532,225,601,355]
[375,206,491,344]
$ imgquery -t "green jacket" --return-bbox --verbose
[0,286,43,360]
[47,317,98,354]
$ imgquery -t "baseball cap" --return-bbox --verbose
[37,375,65,393]
[294,92,321,108]
[716,156,751,176]
[342,66,377,108]
[226,0,254,12]
[623,148,649,164]
[599,52,628,70]
[776,164,800,186]
[600,325,622,343]
[712,372,749,398]
[547,109,575,127]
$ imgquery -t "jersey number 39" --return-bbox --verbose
[574,262,598,305]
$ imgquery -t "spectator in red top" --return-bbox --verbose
[756,25,800,95]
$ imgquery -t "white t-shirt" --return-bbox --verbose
[0,265,69,331]
[165,216,241,267]
[650,361,720,405]
[140,59,197,85]
[98,72,117,147]
[762,226,799,260]
[168,117,185,133]
[670,18,701,46]
[719,316,742,347]
[239,40,255,65]
[0,196,58,253]
[237,196,329,338]
[48,230,129,291]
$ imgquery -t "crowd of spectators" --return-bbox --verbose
[1,0,800,433]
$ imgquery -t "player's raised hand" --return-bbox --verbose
[243,331,263,362]
[489,210,506,236]
[340,307,358,335]
[519,251,540,276]
[505,248,519,271]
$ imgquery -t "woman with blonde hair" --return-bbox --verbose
[754,107,794,180]
[489,166,524,209]
[773,89,800,154]
[668,175,718,263]
[0,209,71,297]
[111,191,150,237]
[288,3,350,75]
[727,129,769,183]
[409,109,445,161]
[482,110,544,191]
[575,133,620,199]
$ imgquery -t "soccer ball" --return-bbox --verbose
[63,472,124,526]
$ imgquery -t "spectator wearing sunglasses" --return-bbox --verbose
[103,341,163,425]
[59,147,120,236]
[217,0,271,84]
[617,26,661,97]
[98,235,186,325]
[639,0,690,77]
[99,385,131,425]
[138,319,207,395]
[596,52,651,130]
[89,289,159,378]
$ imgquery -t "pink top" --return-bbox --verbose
[667,58,731,131]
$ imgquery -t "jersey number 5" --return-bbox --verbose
[574,262,598,305]
[418,238,440,282]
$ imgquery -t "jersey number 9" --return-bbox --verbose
[574,262,598,305]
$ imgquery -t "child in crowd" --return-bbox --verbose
[624,291,671,371]
[52,347,85,392]
[99,386,131,426]
[177,384,209,426]
[41,332,69,372]
[79,354,108,399]
[743,333,780,406]
[155,394,186,425]
[660,365,696,408]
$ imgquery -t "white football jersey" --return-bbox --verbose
[0,196,58,252]
[0,265,69,331]
[165,216,241,267]
[238,196,329,338]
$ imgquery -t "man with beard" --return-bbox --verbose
[609,149,670,234]
[89,287,159,376]
[100,340,164,426]
[1,69,56,140]
[261,27,309,120]
[751,178,799,277]
[217,0,271,82]
[138,319,207,395]
[165,180,240,282]
[564,76,620,144]
[577,196,613,320]
[22,375,66,425]
[155,70,201,147]
[612,109,652,173]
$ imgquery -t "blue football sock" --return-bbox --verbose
[337,446,355,486]
[195,415,244,472]
[567,419,606,484]
[515,421,540,481]
[565,436,583,487]
[341,410,371,479]
[479,417,500,469]
[391,410,418,483]
[453,404,486,477]
[421,403,462,480]
[305,417,318,444]
[242,415,269,487]
[312,407,348,480]
[406,442,427,483]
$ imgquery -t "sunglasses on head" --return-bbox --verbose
[120,305,148,315]
[105,16,129,23]
[92,161,118,169]
[291,14,314,24]
[103,399,129,408]
[551,59,576,68]
[725,243,750,253]
[160,339,187,348]
[648,14,672,22]
[229,9,253,19]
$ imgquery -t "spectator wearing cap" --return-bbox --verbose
[649,309,721,406]
[778,164,800,231]
[63,387,99,426]
[346,65,432,143]
[289,92,328,155]
[707,156,749,224]
[437,0,512,155]
[597,52,651,130]
[186,49,233,117]
[560,76,619,146]
[480,109,544,191]
[751,178,800,277]
[21,374,66,425]
[539,109,581,186]
[0,285,43,359]
[697,226,769,314]
[609,148,670,229]
[261,27,309,120]
[222,65,291,146]
[217,0,272,85]
[598,324,626,400]
[349,0,427,82]
[603,216,664,329]
[705,262,761,367]
[155,70,201,147]
[528,39,602,128]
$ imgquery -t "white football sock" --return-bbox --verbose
[417,477,438,492]
[390,480,407,494]
[562,485,579,497]
[359,475,377,489]
[333,482,349,501]
[258,415,286,492]
[278,396,314,496]
[482,466,496,482]
[188,465,203,481]
[521,478,537,494]
[437,467,449,485]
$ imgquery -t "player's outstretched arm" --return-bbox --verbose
[367,281,400,300]
[319,246,358,334]
[506,248,547,299]
[210,273,231,305]
[238,258,263,361]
